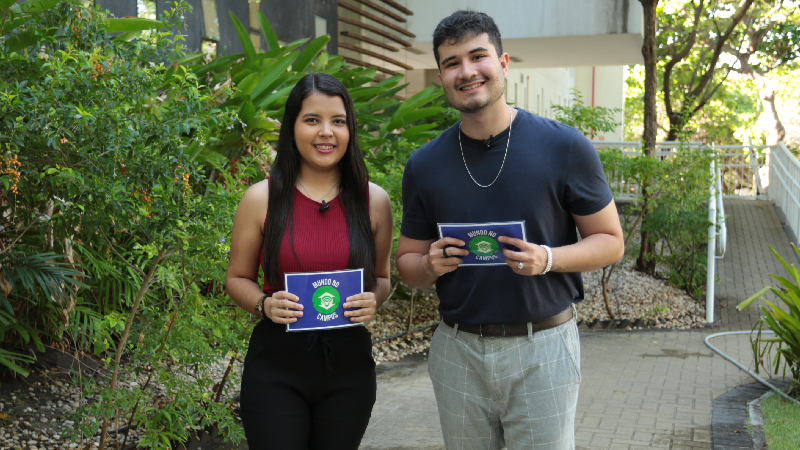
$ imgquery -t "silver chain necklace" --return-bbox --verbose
[297,178,339,203]
[459,105,513,188]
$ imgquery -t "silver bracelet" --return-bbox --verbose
[539,245,552,275]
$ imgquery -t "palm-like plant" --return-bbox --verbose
[738,244,800,389]
[0,251,87,375]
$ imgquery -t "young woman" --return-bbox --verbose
[225,73,393,449]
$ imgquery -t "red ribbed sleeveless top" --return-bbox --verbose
[260,187,350,295]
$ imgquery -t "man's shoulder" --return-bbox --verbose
[517,109,583,142]
[407,123,459,166]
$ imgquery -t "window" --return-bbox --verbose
[201,0,220,41]
[200,0,220,58]
[315,15,328,52]
[137,0,156,20]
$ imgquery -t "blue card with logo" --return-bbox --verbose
[284,269,365,332]
[437,221,527,266]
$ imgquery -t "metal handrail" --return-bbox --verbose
[715,160,727,258]
[707,158,718,323]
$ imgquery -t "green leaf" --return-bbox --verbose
[101,18,166,33]
[255,84,293,109]
[177,53,204,66]
[234,72,260,97]
[377,83,410,99]
[239,100,256,123]
[737,286,771,311]
[193,53,244,77]
[229,12,256,62]
[764,300,800,334]
[274,38,308,58]
[384,107,446,136]
[292,35,331,72]
[375,74,404,88]
[0,0,17,10]
[114,30,141,42]
[249,54,295,100]
[402,131,440,142]
[0,352,30,377]
[396,86,441,113]
[348,86,391,102]
[402,123,439,136]
[258,11,280,52]
[191,147,228,170]
[4,29,40,52]
[1,16,31,35]
[231,69,255,86]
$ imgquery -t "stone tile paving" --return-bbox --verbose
[359,329,761,450]
[716,199,798,330]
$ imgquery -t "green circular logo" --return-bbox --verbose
[469,236,499,256]
[313,286,340,314]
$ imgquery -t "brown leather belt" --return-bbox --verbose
[443,307,573,337]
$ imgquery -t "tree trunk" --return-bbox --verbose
[637,0,659,275]
[756,76,785,145]
[665,112,682,141]
[640,0,659,156]
[98,250,166,450]
[635,193,658,276]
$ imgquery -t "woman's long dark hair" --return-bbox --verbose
[263,73,377,292]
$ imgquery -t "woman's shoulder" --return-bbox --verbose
[237,179,270,224]
[367,181,389,201]
[367,181,392,231]
[242,178,270,203]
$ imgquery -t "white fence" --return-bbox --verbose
[592,141,705,202]
[716,143,770,198]
[769,142,800,247]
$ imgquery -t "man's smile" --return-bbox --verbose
[459,80,486,91]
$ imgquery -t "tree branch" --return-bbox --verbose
[688,0,756,101]
[99,229,145,277]
[662,0,706,116]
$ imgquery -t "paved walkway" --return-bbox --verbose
[359,198,799,450]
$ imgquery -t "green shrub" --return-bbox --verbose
[599,145,715,299]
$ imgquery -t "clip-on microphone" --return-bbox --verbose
[481,135,493,149]
[319,200,330,213]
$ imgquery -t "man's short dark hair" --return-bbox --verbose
[432,10,503,69]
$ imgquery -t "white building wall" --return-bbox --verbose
[505,67,575,120]
[404,0,640,41]
[574,66,625,141]
[394,0,633,140]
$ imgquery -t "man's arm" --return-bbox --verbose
[499,201,624,275]
[396,235,470,289]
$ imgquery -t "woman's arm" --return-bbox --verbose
[225,180,303,323]
[225,180,269,316]
[369,182,393,307]
[343,182,393,322]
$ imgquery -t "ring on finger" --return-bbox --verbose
[517,261,524,270]
[443,247,449,258]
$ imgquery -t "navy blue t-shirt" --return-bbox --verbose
[400,108,613,325]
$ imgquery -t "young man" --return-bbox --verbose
[396,10,625,450]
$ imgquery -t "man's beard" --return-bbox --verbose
[444,72,505,113]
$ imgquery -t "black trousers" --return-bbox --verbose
[240,320,376,450]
